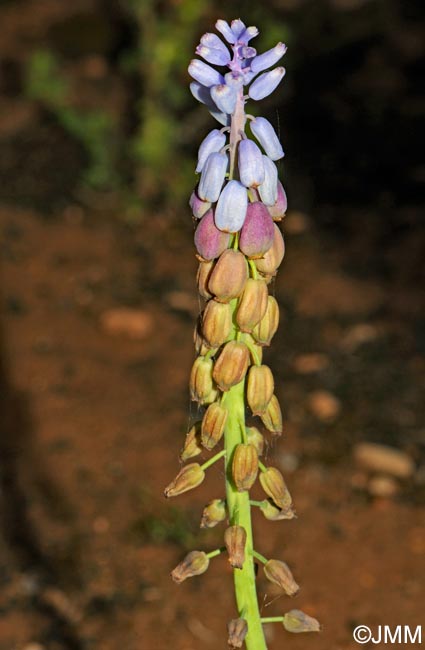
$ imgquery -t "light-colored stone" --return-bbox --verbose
[284,211,311,234]
[353,442,415,479]
[308,390,341,421]
[368,475,399,498]
[100,308,153,339]
[165,291,198,315]
[341,323,379,351]
[293,353,329,374]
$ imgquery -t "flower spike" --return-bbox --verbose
[164,17,319,650]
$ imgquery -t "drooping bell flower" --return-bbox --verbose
[196,129,227,173]
[250,42,287,74]
[238,139,265,188]
[248,67,286,101]
[214,180,248,232]
[258,155,278,205]
[250,117,284,161]
[198,152,228,202]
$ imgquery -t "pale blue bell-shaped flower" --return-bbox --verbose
[230,19,246,40]
[238,139,265,188]
[190,81,212,105]
[258,156,278,205]
[196,44,231,66]
[250,117,284,161]
[215,19,237,44]
[239,26,259,44]
[188,59,224,87]
[200,32,231,58]
[196,129,227,173]
[210,84,237,114]
[224,71,244,89]
[250,43,287,74]
[214,180,248,232]
[198,152,228,202]
[248,67,286,100]
[190,82,229,126]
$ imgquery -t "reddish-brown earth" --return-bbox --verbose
[0,1,424,648]
[1,204,424,650]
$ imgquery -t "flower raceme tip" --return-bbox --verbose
[189,18,287,233]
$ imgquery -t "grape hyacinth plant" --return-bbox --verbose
[164,18,321,649]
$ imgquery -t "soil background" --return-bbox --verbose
[0,1,424,649]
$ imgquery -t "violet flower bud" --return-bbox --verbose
[198,152,228,202]
[224,71,244,89]
[211,84,237,114]
[250,117,284,161]
[194,208,230,261]
[251,42,287,74]
[190,81,212,105]
[190,82,229,126]
[238,139,265,188]
[215,19,237,44]
[215,180,248,232]
[248,67,286,101]
[258,156,278,206]
[189,188,211,219]
[241,46,256,59]
[188,59,224,87]
[239,26,259,43]
[196,129,227,173]
[200,32,230,56]
[267,181,288,219]
[239,201,274,258]
[196,44,231,67]
[230,18,246,40]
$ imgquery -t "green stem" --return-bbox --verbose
[201,449,226,471]
[261,617,285,624]
[223,380,267,650]
[206,547,226,559]
[248,259,259,279]
[252,549,268,565]
[258,460,268,473]
[243,336,261,366]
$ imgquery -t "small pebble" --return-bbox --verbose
[284,211,311,234]
[308,390,341,421]
[368,475,399,498]
[353,442,414,479]
[341,323,378,351]
[293,353,329,374]
[93,516,110,534]
[100,308,153,339]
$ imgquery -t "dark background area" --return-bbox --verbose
[0,1,424,649]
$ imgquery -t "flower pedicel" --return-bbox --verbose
[164,18,320,649]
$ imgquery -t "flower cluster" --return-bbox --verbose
[164,19,320,650]
[189,18,287,234]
